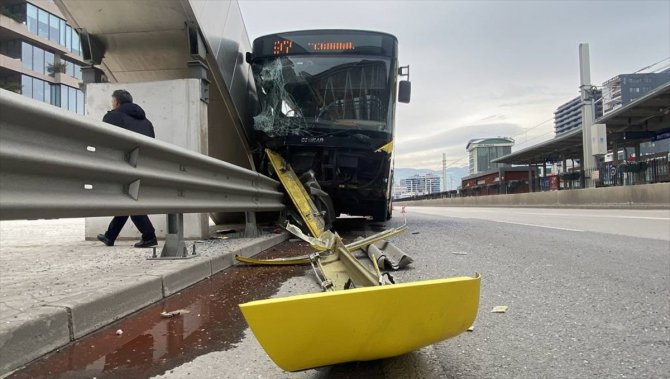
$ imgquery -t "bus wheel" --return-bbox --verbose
[372,202,388,222]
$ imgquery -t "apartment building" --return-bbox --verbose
[0,0,85,113]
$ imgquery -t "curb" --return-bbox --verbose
[0,233,288,376]
[0,307,70,375]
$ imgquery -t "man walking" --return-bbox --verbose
[97,89,157,248]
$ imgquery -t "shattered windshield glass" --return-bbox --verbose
[252,56,392,137]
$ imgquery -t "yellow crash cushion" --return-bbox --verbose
[240,274,480,371]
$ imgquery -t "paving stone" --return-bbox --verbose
[0,219,287,375]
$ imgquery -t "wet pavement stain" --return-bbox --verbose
[9,241,313,379]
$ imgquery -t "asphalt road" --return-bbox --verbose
[387,207,670,378]
[9,207,668,378]
[156,207,669,378]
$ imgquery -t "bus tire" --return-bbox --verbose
[372,202,388,222]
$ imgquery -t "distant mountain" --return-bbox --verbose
[393,167,469,187]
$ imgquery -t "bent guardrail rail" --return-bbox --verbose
[0,89,284,220]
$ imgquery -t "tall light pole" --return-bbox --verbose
[579,43,596,188]
[442,153,447,191]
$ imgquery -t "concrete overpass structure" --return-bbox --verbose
[55,0,257,169]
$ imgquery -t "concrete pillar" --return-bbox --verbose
[623,146,630,186]
[84,79,210,240]
[610,141,619,186]
[635,142,642,184]
[562,157,567,190]
[80,66,105,84]
[579,151,586,189]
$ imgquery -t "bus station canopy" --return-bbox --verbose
[492,81,670,166]
[596,81,670,137]
[491,127,583,165]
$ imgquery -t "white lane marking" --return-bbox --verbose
[408,207,670,221]
[493,220,584,232]
[514,212,669,220]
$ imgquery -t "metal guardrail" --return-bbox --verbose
[0,90,285,220]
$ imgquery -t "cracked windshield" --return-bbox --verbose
[252,56,391,137]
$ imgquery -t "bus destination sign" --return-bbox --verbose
[273,39,355,55]
[253,31,395,58]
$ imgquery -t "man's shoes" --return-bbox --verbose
[134,238,158,248]
[97,234,114,246]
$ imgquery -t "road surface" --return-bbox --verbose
[9,207,670,378]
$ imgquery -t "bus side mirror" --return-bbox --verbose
[245,52,253,64]
[398,80,411,103]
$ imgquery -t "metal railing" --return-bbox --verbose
[596,155,670,187]
[0,90,285,220]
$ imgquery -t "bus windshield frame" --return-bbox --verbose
[250,31,399,138]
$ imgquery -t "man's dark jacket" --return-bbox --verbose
[103,102,155,138]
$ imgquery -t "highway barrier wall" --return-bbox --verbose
[401,182,670,209]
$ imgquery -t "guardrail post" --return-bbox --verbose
[244,211,259,238]
[153,213,191,259]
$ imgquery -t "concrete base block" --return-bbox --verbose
[407,182,670,209]
[0,306,70,374]
[50,277,164,340]
[84,80,210,241]
[162,260,212,296]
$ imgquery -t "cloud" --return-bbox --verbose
[239,0,670,169]
[478,114,508,122]
[393,122,525,169]
[396,122,524,155]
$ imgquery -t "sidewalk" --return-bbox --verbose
[0,218,287,375]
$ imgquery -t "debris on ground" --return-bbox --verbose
[467,325,475,332]
[115,329,123,336]
[491,306,508,313]
[452,251,468,255]
[364,241,414,270]
[411,231,420,235]
[160,309,191,318]
[215,229,237,234]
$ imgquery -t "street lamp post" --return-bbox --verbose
[579,43,596,188]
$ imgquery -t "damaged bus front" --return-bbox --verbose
[247,30,410,221]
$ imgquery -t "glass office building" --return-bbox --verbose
[466,138,515,175]
[0,0,85,114]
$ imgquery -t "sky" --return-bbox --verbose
[239,0,670,170]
